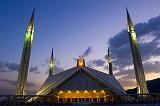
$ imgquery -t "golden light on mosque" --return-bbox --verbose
[77,56,85,67]
[76,90,80,93]
[58,91,63,95]
[100,90,105,94]
[84,90,88,93]
[56,90,111,98]
[55,90,113,103]
[93,90,97,94]
[67,90,72,93]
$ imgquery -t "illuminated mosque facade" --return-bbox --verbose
[15,8,149,103]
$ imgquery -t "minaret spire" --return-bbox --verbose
[108,48,113,76]
[126,7,149,94]
[49,48,54,76]
[15,9,35,95]
[126,7,134,32]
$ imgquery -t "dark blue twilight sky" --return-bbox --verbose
[0,0,160,94]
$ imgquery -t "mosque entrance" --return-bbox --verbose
[54,90,114,103]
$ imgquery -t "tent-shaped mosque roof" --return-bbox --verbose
[36,67,126,95]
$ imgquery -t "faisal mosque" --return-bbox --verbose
[14,7,149,104]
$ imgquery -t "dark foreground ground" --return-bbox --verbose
[0,104,160,106]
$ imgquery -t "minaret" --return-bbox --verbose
[49,48,54,76]
[15,9,35,95]
[126,8,149,94]
[108,48,113,76]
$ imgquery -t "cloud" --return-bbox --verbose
[143,61,160,73]
[139,34,156,44]
[73,47,93,61]
[46,58,61,66]
[0,79,38,95]
[82,47,93,57]
[29,66,40,74]
[54,65,64,74]
[118,77,136,88]
[114,60,160,82]
[109,16,160,67]
[0,79,37,87]
[0,61,40,74]
[0,61,19,72]
[87,59,105,67]
[5,63,19,71]
[29,66,38,72]
[108,15,160,88]
[114,69,134,77]
[45,65,64,75]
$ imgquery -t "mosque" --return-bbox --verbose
[15,8,149,104]
[35,55,126,103]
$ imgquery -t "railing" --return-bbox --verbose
[0,93,159,105]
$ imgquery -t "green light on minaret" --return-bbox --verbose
[49,48,54,77]
[50,63,53,69]
[126,7,149,94]
[25,10,34,45]
[15,9,35,95]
